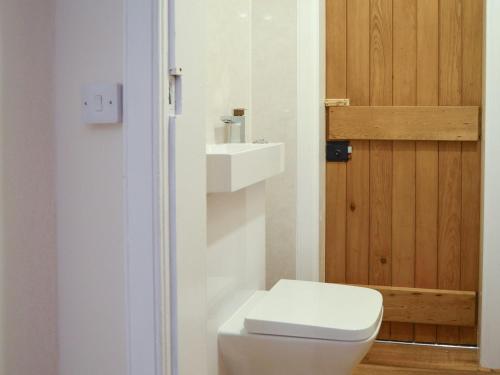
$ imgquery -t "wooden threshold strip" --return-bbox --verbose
[354,342,500,374]
[328,106,480,141]
[356,285,476,327]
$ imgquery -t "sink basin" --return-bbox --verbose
[206,143,285,193]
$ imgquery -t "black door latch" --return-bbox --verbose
[326,141,351,162]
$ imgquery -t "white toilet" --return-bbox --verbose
[218,279,383,375]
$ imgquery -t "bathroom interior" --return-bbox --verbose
[2,0,500,374]
[191,0,500,374]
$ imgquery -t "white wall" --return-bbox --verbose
[53,0,127,374]
[204,4,265,374]
[480,0,500,369]
[174,0,210,373]
[251,0,298,288]
[207,184,266,375]
[0,1,58,374]
[205,0,299,291]
[205,0,252,145]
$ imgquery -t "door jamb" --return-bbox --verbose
[123,0,168,374]
[480,0,500,369]
[296,0,326,282]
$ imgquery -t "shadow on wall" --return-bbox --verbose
[0,1,58,374]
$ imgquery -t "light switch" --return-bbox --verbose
[81,83,122,124]
[95,95,103,112]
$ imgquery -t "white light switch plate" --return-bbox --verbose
[81,83,122,124]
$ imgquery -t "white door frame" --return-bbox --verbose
[296,0,325,282]
[123,0,167,374]
[480,0,500,369]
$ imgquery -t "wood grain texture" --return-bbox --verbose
[438,0,463,345]
[368,142,392,291]
[325,0,482,346]
[325,98,349,107]
[356,342,500,374]
[370,0,392,104]
[347,0,370,105]
[393,0,417,103]
[439,0,463,104]
[415,142,439,341]
[355,364,478,374]
[345,0,370,285]
[325,0,348,285]
[392,0,417,341]
[362,342,478,371]
[415,0,439,344]
[346,141,370,285]
[328,106,480,141]
[369,0,393,340]
[359,285,476,326]
[326,0,346,99]
[460,0,483,346]
[437,141,462,344]
[325,162,347,283]
[391,141,416,339]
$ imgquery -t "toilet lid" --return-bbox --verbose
[244,279,383,342]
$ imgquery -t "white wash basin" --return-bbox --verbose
[206,143,285,193]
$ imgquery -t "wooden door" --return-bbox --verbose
[325,0,482,345]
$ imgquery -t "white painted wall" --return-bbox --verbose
[207,184,266,375]
[204,5,266,374]
[205,0,302,292]
[0,1,58,374]
[252,0,298,288]
[53,0,127,374]
[480,0,500,369]
[174,0,210,373]
[205,0,252,144]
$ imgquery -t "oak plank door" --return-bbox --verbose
[325,0,483,345]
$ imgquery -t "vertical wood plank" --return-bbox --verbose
[392,0,417,342]
[347,0,370,106]
[370,0,393,104]
[415,0,439,344]
[440,0,463,104]
[326,0,347,99]
[326,163,347,283]
[393,0,417,104]
[325,0,348,284]
[438,0,463,345]
[369,0,393,340]
[346,0,370,285]
[460,0,483,345]
[415,143,439,340]
[346,142,370,285]
[437,142,462,345]
[369,141,392,339]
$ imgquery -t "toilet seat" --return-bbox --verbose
[244,279,383,342]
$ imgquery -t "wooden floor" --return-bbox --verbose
[353,342,500,374]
